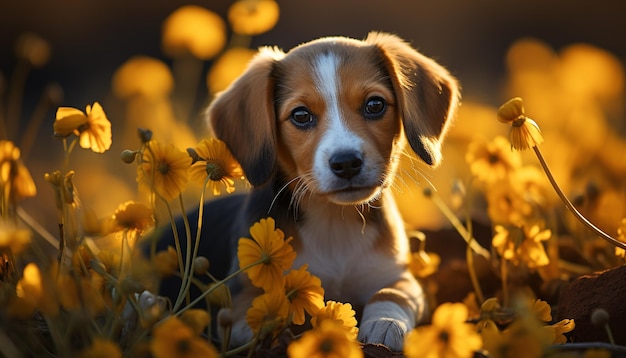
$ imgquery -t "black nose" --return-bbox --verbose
[329,151,363,179]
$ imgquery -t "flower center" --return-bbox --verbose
[488,153,500,164]
[157,161,170,175]
[206,161,226,181]
[319,338,334,353]
[439,330,450,344]
[176,339,191,353]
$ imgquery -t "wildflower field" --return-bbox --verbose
[1,1,626,357]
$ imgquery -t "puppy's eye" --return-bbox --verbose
[363,96,386,120]
[290,107,316,129]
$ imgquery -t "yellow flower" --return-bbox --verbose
[78,338,122,358]
[189,138,245,195]
[112,56,174,99]
[287,319,363,358]
[615,218,626,258]
[14,263,59,316]
[311,301,359,341]
[497,97,544,151]
[481,312,554,358]
[180,309,211,335]
[408,250,441,278]
[207,47,257,95]
[548,318,575,344]
[466,136,522,185]
[285,264,325,325]
[404,302,482,358]
[112,200,154,235]
[492,225,551,268]
[228,0,280,36]
[137,140,191,201]
[15,32,51,67]
[150,316,218,358]
[246,291,290,337]
[0,140,36,200]
[238,217,296,291]
[530,299,552,323]
[54,102,112,153]
[162,5,226,59]
[486,180,535,226]
[153,246,180,277]
[0,222,31,254]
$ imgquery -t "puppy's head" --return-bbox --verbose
[208,32,459,206]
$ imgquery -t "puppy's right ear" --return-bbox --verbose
[207,47,285,187]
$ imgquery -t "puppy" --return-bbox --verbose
[159,32,459,351]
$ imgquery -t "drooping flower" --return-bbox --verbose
[137,140,191,201]
[0,140,37,201]
[162,5,226,59]
[246,291,290,337]
[403,302,482,358]
[311,301,359,341]
[497,97,544,151]
[54,102,112,153]
[150,316,218,358]
[189,138,245,195]
[228,0,280,36]
[284,264,325,325]
[466,136,522,185]
[492,225,551,268]
[287,319,363,358]
[238,217,296,291]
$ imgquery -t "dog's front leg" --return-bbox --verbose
[358,271,425,351]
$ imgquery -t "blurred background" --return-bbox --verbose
[1,0,625,240]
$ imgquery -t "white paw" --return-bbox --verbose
[358,317,409,352]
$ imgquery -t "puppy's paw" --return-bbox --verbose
[358,317,408,352]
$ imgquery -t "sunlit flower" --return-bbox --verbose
[15,263,59,316]
[403,302,482,358]
[228,0,280,36]
[78,338,122,358]
[615,218,626,258]
[492,225,551,268]
[112,200,154,235]
[497,97,544,151]
[548,318,575,344]
[530,299,552,323]
[207,47,257,95]
[112,56,174,99]
[189,138,245,195]
[162,5,226,59]
[408,250,441,278]
[466,136,521,184]
[486,180,535,226]
[137,140,191,201]
[287,319,363,358]
[238,217,296,291]
[150,316,218,358]
[246,291,290,337]
[311,301,359,341]
[0,222,31,254]
[284,264,325,325]
[0,140,37,200]
[54,102,112,153]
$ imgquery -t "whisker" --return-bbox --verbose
[268,175,303,214]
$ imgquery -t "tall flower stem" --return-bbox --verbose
[424,187,491,260]
[532,146,626,250]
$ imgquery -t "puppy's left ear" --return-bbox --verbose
[366,32,460,166]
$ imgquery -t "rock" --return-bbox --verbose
[557,264,626,345]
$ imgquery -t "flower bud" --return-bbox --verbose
[137,128,153,143]
[591,307,610,327]
[193,256,210,275]
[121,150,138,164]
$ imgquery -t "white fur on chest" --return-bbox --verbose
[293,198,408,306]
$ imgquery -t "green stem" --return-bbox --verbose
[533,146,626,249]
[425,188,491,259]
[174,258,265,318]
[173,194,193,311]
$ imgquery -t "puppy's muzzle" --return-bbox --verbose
[329,151,363,180]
